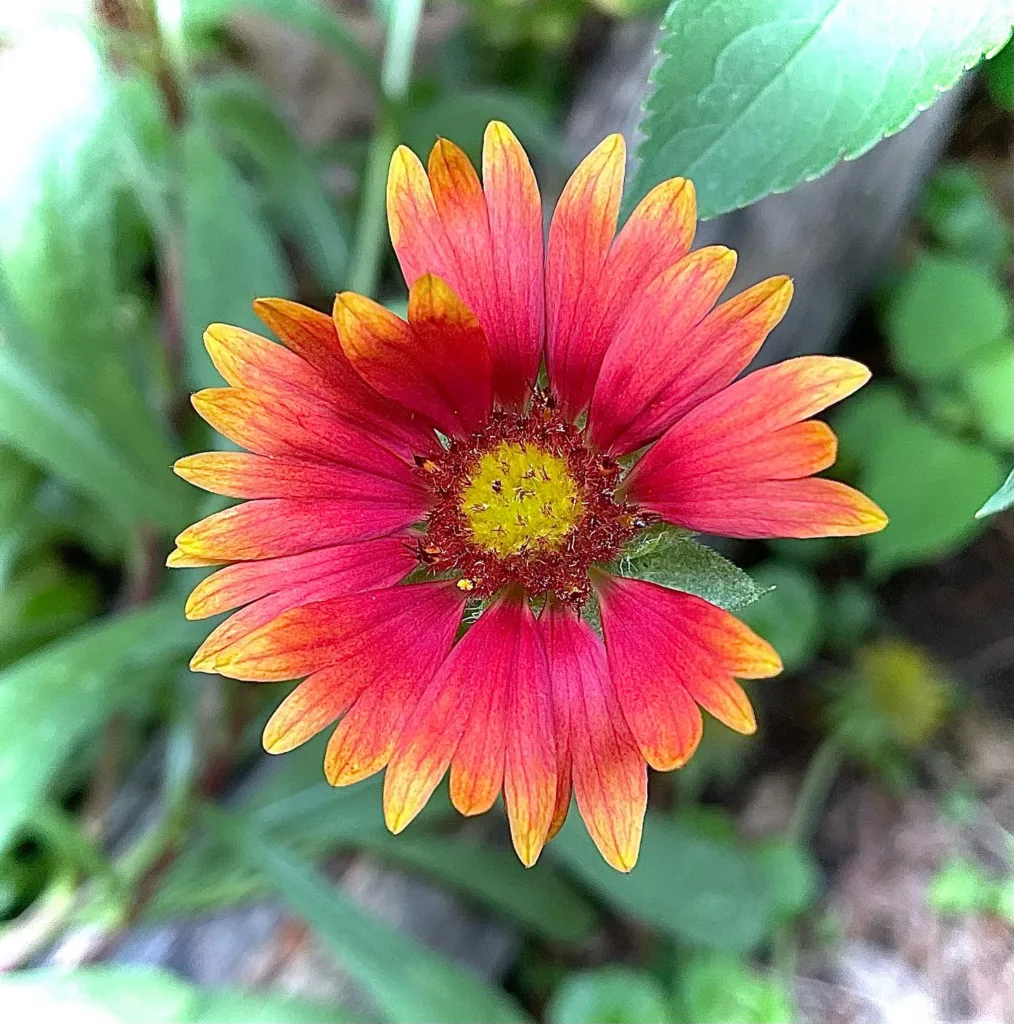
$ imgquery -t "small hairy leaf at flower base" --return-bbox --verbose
[629,1,1014,218]
[545,968,673,1024]
[619,526,766,612]
[884,253,1012,383]
[977,470,1014,519]
[737,562,824,673]
[0,966,352,1023]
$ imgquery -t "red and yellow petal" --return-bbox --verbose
[191,387,414,484]
[383,593,556,865]
[593,573,780,764]
[587,245,738,451]
[208,581,463,687]
[624,356,887,538]
[173,452,428,503]
[175,495,426,564]
[223,305,433,457]
[262,667,364,754]
[542,601,646,872]
[184,535,416,620]
[592,275,794,455]
[481,121,544,404]
[387,127,544,406]
[334,281,492,437]
[545,134,625,417]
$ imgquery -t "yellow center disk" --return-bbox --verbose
[460,441,584,556]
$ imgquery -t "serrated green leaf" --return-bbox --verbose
[983,37,1014,110]
[977,469,1014,518]
[197,75,348,287]
[737,561,824,672]
[184,124,293,391]
[0,601,202,852]
[205,808,530,1024]
[884,253,1011,381]
[0,967,352,1023]
[545,968,673,1024]
[619,527,765,611]
[553,810,774,952]
[359,834,599,944]
[629,1,1014,219]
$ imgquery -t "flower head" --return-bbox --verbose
[172,123,886,870]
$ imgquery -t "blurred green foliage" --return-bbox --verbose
[0,1,1010,1020]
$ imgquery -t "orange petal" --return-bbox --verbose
[173,452,426,502]
[207,582,463,685]
[190,387,414,483]
[542,602,645,872]
[637,477,888,539]
[184,535,415,620]
[593,573,778,762]
[481,121,544,404]
[167,547,222,568]
[587,245,738,450]
[545,133,625,417]
[254,297,433,458]
[176,496,425,565]
[502,598,556,866]
[335,282,493,437]
[262,667,365,754]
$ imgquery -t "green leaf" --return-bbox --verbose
[0,601,201,852]
[629,1,1014,218]
[0,278,192,532]
[833,387,1005,573]
[919,165,1011,268]
[961,344,1013,449]
[671,952,794,1024]
[359,833,599,944]
[0,966,351,1023]
[182,0,375,81]
[737,562,824,672]
[553,810,774,952]
[983,37,1014,110]
[184,124,294,391]
[545,968,673,1024]
[753,838,819,925]
[197,75,348,288]
[884,253,1011,381]
[977,469,1014,518]
[619,527,766,611]
[205,807,531,1024]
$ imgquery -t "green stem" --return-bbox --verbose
[347,0,425,296]
[32,805,121,895]
[790,734,843,846]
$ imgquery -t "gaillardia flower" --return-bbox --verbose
[171,123,886,870]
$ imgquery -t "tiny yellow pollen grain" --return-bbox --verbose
[460,442,583,557]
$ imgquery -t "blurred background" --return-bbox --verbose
[0,1,1011,1021]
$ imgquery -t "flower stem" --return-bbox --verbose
[790,734,843,846]
[347,0,425,296]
